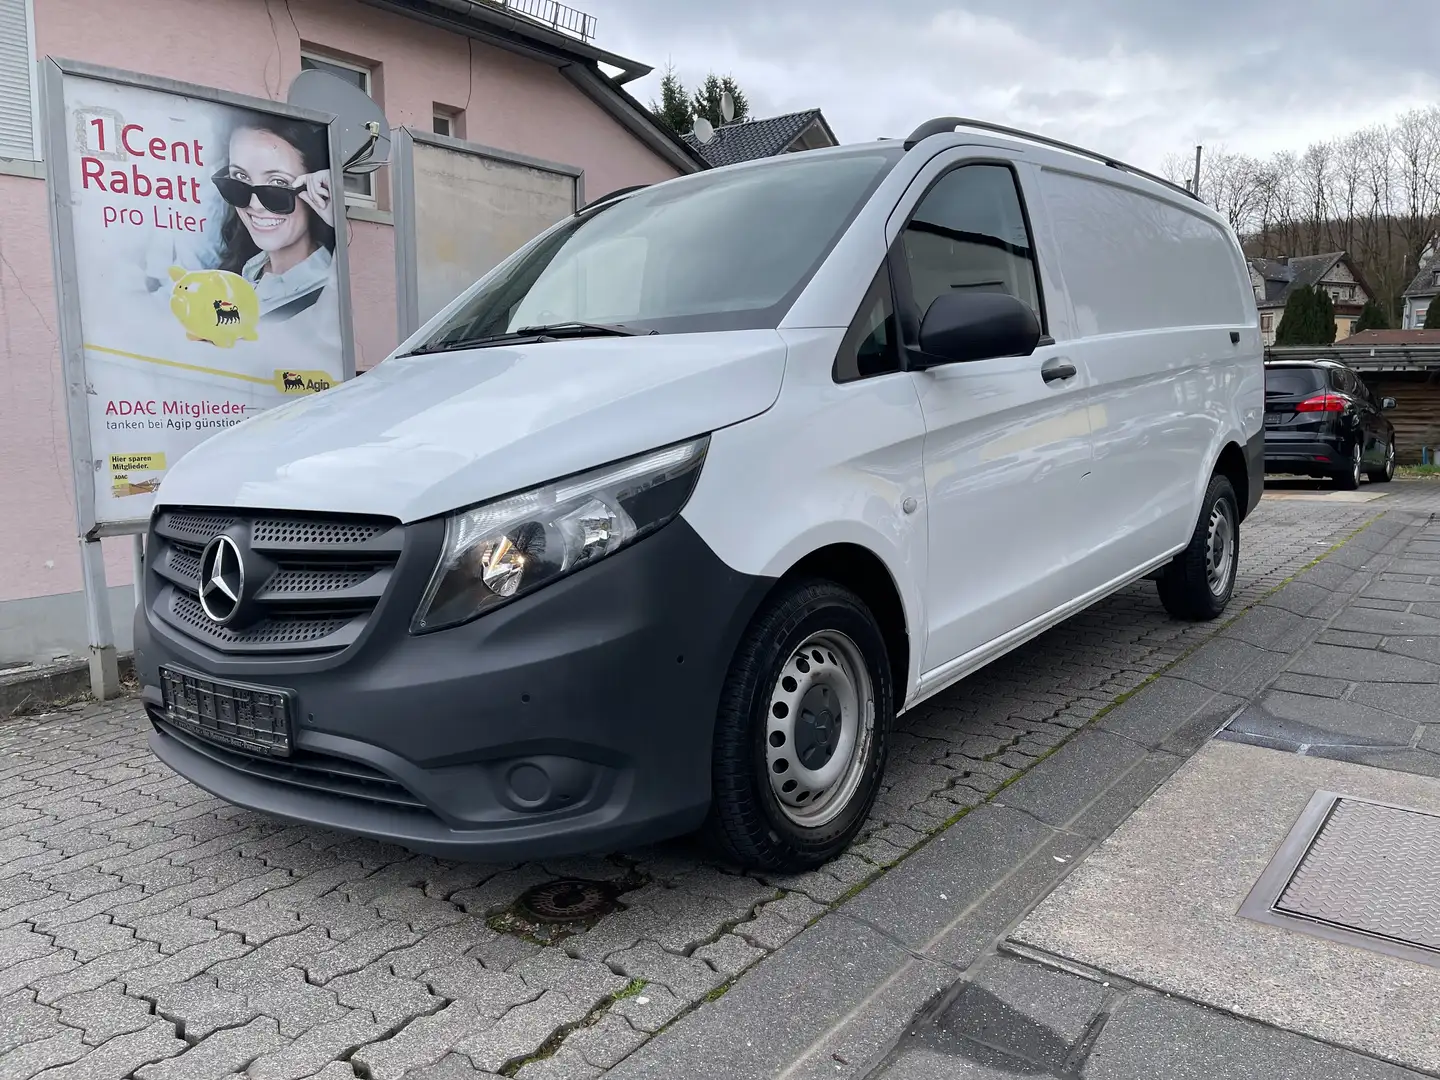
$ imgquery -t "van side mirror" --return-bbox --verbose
[914,291,1042,368]
[1382,396,1397,410]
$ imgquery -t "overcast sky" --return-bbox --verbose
[587,0,1440,171]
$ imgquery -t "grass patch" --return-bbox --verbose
[1397,464,1440,478]
[614,978,648,1000]
[703,981,732,1003]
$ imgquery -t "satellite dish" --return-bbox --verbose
[720,91,735,124]
[693,116,715,145]
[287,68,391,174]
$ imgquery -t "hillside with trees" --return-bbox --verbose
[1162,106,1440,317]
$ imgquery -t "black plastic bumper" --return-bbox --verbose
[136,517,771,861]
[1263,435,1345,474]
[1244,426,1265,518]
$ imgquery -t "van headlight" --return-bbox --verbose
[411,436,710,633]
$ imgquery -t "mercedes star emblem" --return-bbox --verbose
[198,535,246,623]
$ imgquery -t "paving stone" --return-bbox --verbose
[152,977,251,1042]
[31,943,164,1005]
[562,1013,648,1070]
[384,921,504,978]
[372,887,469,932]
[457,991,593,1073]
[0,1028,88,1080]
[512,949,628,1006]
[513,1047,601,1080]
[124,934,251,997]
[47,917,138,963]
[211,899,304,945]
[398,1054,501,1079]
[210,929,328,992]
[27,1021,185,1080]
[607,942,723,1001]
[305,923,423,983]
[608,984,686,1034]
[1228,691,1419,749]
[255,968,349,1038]
[136,1016,285,1080]
[733,892,825,951]
[245,1013,387,1080]
[52,987,155,1044]
[691,934,765,979]
[425,959,536,1019]
[127,910,222,954]
[326,967,442,1028]
[349,1002,484,1080]
[0,992,67,1056]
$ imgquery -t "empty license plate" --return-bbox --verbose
[160,666,292,757]
[1264,414,1281,427]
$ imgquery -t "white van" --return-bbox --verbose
[135,118,1263,872]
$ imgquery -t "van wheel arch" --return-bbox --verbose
[771,544,909,706]
[1213,441,1250,521]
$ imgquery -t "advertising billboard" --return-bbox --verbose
[392,128,581,340]
[42,59,355,535]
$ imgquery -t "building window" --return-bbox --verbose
[1261,313,1273,334]
[432,105,462,140]
[0,0,38,161]
[300,52,378,203]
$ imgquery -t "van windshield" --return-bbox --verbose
[406,148,902,353]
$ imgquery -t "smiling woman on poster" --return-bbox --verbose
[213,117,338,324]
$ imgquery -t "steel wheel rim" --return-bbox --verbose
[1386,441,1396,479]
[1206,498,1235,597]
[764,630,875,829]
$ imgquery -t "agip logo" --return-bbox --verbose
[274,369,334,395]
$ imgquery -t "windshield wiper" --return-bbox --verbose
[403,321,648,357]
[513,321,647,338]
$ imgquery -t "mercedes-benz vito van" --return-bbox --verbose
[135,117,1264,872]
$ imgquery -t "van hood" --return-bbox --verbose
[155,330,787,523]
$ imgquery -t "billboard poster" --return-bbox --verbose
[43,60,354,533]
[393,128,580,340]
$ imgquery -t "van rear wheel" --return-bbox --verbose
[706,579,893,872]
[1157,474,1239,621]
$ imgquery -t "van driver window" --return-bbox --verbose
[899,164,1042,331]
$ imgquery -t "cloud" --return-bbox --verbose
[587,0,1440,169]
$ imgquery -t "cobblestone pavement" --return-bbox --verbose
[0,489,1426,1080]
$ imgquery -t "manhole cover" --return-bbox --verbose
[1239,790,1440,968]
[516,879,620,924]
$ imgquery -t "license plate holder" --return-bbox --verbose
[159,666,293,757]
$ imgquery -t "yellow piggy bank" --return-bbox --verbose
[168,266,260,348]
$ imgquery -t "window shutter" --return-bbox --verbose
[0,0,36,160]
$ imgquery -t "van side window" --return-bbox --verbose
[897,164,1042,334]
[834,266,900,382]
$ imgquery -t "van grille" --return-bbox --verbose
[148,508,404,656]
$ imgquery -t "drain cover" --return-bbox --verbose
[1240,790,1440,968]
[516,879,619,924]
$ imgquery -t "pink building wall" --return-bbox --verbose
[0,0,683,664]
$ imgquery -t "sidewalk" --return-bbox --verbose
[612,490,1440,1080]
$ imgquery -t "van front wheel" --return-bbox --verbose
[706,579,893,872]
[1157,474,1239,621]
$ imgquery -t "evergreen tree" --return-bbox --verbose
[691,73,750,130]
[1353,300,1390,333]
[1425,300,1440,330]
[650,64,692,135]
[1315,288,1337,343]
[1275,285,1337,346]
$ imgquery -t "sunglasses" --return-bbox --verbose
[212,173,304,215]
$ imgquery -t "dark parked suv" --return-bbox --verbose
[1263,359,1397,489]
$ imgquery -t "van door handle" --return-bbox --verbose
[1041,358,1077,384]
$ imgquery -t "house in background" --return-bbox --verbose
[1402,261,1440,328]
[1248,252,1373,345]
[682,108,838,167]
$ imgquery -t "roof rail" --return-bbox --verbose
[902,116,1201,203]
[582,183,649,211]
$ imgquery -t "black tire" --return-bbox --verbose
[705,579,893,872]
[1334,440,1362,490]
[1157,474,1240,621]
[1367,438,1396,484]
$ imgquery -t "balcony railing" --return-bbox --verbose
[484,0,597,42]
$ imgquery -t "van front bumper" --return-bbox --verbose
[135,517,770,861]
